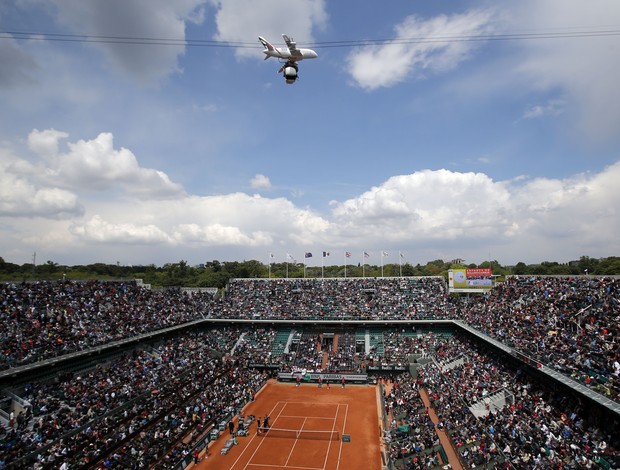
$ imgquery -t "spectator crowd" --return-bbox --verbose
[0,274,618,469]
[1,327,268,468]
[418,333,617,469]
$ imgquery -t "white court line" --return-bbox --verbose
[271,401,344,406]
[284,417,307,467]
[336,404,348,470]
[229,400,285,470]
[233,400,343,470]
[270,400,288,427]
[321,404,340,470]
[278,415,335,420]
[244,464,322,469]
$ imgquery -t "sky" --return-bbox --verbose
[1,0,619,268]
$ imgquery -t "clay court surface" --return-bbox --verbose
[198,381,382,470]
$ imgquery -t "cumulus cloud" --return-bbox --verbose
[69,215,172,244]
[44,0,208,83]
[0,150,83,218]
[174,223,272,246]
[332,170,512,242]
[27,128,69,157]
[509,164,620,241]
[68,192,329,248]
[2,129,619,265]
[250,174,272,190]
[346,9,494,90]
[210,0,327,60]
[27,129,185,198]
[26,163,620,264]
[330,164,620,261]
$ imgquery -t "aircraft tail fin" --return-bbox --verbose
[259,36,275,51]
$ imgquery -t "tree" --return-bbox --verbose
[513,262,528,275]
[206,260,222,272]
[400,263,415,277]
[597,257,620,275]
[577,256,598,274]
[178,260,189,277]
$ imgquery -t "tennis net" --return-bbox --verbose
[259,427,340,441]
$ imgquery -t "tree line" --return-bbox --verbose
[0,255,617,288]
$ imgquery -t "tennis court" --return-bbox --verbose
[199,381,381,470]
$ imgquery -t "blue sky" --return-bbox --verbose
[1,0,619,267]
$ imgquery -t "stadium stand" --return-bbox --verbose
[0,275,618,469]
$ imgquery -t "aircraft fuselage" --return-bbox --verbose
[264,49,318,61]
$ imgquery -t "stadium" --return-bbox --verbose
[3,0,620,468]
[0,274,618,469]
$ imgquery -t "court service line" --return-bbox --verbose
[321,404,340,470]
[336,404,349,470]
[245,464,322,469]
[228,400,285,470]
[284,417,308,467]
[271,400,289,427]
[278,415,335,420]
[273,401,343,406]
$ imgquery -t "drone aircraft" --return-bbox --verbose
[258,34,318,84]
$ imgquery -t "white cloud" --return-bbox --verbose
[67,193,329,249]
[331,170,512,242]
[346,9,494,90]
[69,215,172,244]
[250,174,272,190]
[44,0,208,83]
[330,164,620,262]
[173,223,271,246]
[0,149,83,218]
[210,0,327,60]
[2,130,619,265]
[27,129,185,198]
[28,128,68,157]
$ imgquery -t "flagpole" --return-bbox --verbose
[362,252,365,278]
[321,253,324,279]
[268,253,271,279]
[381,251,384,278]
[344,252,347,279]
[399,252,403,278]
[304,252,306,278]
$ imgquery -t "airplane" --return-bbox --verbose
[258,34,318,84]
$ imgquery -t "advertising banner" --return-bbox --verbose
[449,269,494,293]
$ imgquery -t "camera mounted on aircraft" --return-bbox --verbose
[259,34,318,84]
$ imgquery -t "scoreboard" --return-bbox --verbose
[448,268,494,293]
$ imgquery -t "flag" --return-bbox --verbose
[305,252,313,258]
[345,251,352,258]
[382,251,389,257]
[363,251,370,258]
[287,253,294,261]
[269,253,275,259]
[322,251,330,257]
[399,251,404,258]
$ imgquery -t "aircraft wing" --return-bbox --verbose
[282,34,303,59]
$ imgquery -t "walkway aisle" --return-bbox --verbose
[419,388,463,470]
[321,351,329,370]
